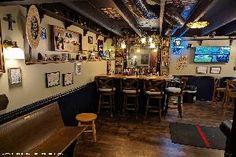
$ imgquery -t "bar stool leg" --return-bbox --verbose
[136,96,139,118]
[98,94,102,114]
[92,120,96,142]
[145,96,150,119]
[159,98,162,121]
[123,95,127,113]
[109,95,113,117]
[177,96,183,118]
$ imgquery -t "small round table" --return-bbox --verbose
[75,113,97,142]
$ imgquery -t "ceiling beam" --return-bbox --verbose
[215,20,236,36]
[112,0,142,37]
[201,0,236,35]
[63,1,123,36]
[0,0,84,5]
[174,0,215,37]
[159,0,166,36]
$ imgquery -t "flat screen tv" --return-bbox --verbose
[194,46,230,63]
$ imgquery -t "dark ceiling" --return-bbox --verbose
[1,0,236,37]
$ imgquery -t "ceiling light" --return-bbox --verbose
[149,37,153,43]
[149,42,155,48]
[121,41,126,49]
[186,21,209,29]
[141,37,146,44]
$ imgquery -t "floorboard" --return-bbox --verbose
[74,102,233,157]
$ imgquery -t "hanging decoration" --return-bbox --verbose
[176,55,188,70]
[186,21,209,29]
[26,5,41,49]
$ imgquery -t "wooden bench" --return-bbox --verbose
[0,102,86,156]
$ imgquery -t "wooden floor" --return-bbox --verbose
[74,102,233,157]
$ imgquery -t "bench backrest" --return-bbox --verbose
[0,102,64,153]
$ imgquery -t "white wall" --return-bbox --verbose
[0,5,114,112]
[169,37,236,77]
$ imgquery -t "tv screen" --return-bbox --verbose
[194,46,230,63]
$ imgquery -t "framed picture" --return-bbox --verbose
[88,36,93,44]
[75,62,81,75]
[196,66,208,74]
[62,73,73,86]
[52,26,80,53]
[141,54,149,65]
[210,66,221,74]
[8,68,22,85]
[0,20,5,73]
[45,71,60,88]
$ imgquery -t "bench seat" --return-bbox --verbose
[0,102,85,156]
[30,126,85,154]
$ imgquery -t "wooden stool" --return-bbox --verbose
[75,113,97,142]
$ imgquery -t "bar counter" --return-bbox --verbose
[95,74,169,80]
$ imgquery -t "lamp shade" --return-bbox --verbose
[4,47,25,60]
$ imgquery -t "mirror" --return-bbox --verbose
[127,45,158,68]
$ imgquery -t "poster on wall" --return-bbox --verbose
[8,68,22,86]
[62,73,73,86]
[52,26,81,53]
[45,71,60,88]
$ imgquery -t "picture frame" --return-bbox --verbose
[52,26,80,53]
[8,68,22,86]
[141,54,149,65]
[196,66,208,74]
[74,62,81,75]
[62,73,73,86]
[88,36,93,44]
[210,66,221,74]
[45,71,60,88]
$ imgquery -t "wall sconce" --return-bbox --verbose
[3,40,25,59]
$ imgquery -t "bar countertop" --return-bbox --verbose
[95,74,170,80]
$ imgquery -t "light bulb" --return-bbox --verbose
[141,37,146,44]
[149,43,155,48]
[121,41,126,49]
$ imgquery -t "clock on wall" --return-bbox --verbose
[26,5,41,49]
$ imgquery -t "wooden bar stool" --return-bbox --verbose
[121,78,140,117]
[95,76,115,117]
[144,79,166,120]
[212,78,226,105]
[165,77,187,118]
[75,113,97,142]
[223,79,236,108]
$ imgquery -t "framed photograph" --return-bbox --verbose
[45,71,60,88]
[62,73,73,86]
[141,54,149,65]
[8,68,22,86]
[88,36,93,44]
[75,62,81,75]
[196,66,208,74]
[52,26,80,53]
[210,66,221,74]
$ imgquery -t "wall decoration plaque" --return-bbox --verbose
[210,66,221,74]
[45,71,60,88]
[8,68,22,86]
[52,26,80,53]
[62,73,73,86]
[26,5,41,49]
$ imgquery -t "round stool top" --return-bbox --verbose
[76,113,97,122]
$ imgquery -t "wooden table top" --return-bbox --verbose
[95,74,170,80]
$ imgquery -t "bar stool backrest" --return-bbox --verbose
[95,76,114,91]
[226,79,236,92]
[121,78,139,92]
[167,77,188,94]
[144,79,166,95]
